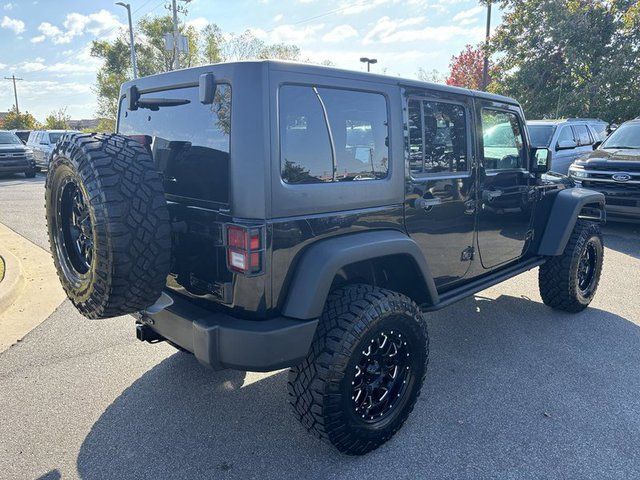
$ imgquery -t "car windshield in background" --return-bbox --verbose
[601,123,640,149]
[48,133,64,143]
[0,131,23,145]
[527,125,556,147]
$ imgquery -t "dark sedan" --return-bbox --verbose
[568,118,640,222]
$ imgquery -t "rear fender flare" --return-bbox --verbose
[281,230,438,320]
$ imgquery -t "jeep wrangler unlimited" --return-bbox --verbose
[45,61,605,455]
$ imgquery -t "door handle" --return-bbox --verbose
[415,197,442,211]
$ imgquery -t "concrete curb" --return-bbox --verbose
[0,248,25,316]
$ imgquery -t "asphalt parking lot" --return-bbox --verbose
[0,173,639,480]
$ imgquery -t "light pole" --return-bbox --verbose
[3,74,23,114]
[116,2,138,79]
[360,57,377,72]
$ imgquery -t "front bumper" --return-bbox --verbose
[579,181,640,222]
[0,158,34,174]
[136,292,318,372]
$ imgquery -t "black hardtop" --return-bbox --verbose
[120,59,520,106]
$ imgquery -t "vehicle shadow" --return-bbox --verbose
[602,222,640,259]
[0,172,45,184]
[76,295,640,480]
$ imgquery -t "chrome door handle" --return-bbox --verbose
[415,197,442,211]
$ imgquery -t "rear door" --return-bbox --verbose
[552,125,578,174]
[404,90,476,288]
[475,101,535,270]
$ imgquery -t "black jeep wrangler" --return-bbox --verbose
[45,61,606,455]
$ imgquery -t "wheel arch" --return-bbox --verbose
[281,230,438,320]
[535,187,605,256]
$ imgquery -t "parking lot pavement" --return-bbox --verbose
[0,174,639,479]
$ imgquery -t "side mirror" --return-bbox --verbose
[556,139,577,151]
[592,141,602,150]
[531,147,551,174]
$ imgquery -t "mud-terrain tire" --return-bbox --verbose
[45,133,171,319]
[539,220,603,312]
[288,284,429,455]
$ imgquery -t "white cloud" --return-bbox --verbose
[3,2,14,11]
[30,34,45,43]
[186,16,208,30]
[37,9,123,44]
[453,5,484,23]
[1,15,24,34]
[251,23,324,44]
[363,16,484,45]
[322,24,358,43]
[340,0,390,15]
[273,13,283,22]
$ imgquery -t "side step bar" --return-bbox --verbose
[422,257,546,312]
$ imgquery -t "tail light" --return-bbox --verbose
[225,224,264,275]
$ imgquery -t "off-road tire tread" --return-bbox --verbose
[539,220,603,312]
[287,284,428,455]
[45,133,171,319]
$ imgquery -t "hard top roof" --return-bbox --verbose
[123,59,521,106]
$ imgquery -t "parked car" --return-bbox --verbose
[0,130,37,178]
[27,130,79,170]
[44,61,606,455]
[568,117,640,222]
[10,129,31,144]
[527,119,604,174]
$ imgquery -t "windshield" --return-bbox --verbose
[601,123,640,149]
[0,131,23,145]
[527,125,556,147]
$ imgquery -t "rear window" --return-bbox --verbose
[279,85,389,184]
[49,132,64,143]
[527,125,556,147]
[118,84,231,204]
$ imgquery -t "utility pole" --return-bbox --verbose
[167,0,191,70]
[115,2,138,78]
[3,74,24,114]
[171,0,180,69]
[481,0,492,91]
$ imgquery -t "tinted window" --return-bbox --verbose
[588,123,608,141]
[280,85,389,184]
[573,125,592,145]
[408,99,468,175]
[49,132,64,143]
[481,110,525,170]
[556,126,575,146]
[527,125,556,147]
[118,84,231,204]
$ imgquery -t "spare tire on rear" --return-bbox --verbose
[45,133,171,319]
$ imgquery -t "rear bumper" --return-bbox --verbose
[136,292,318,372]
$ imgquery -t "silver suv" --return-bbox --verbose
[26,130,79,170]
[527,119,606,175]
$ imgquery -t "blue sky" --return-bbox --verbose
[0,0,501,121]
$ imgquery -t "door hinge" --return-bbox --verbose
[461,246,474,262]
[525,229,534,242]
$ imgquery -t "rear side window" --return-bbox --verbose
[572,124,592,145]
[118,84,231,204]
[408,99,469,175]
[279,85,389,184]
[557,126,575,146]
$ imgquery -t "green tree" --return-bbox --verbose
[2,105,39,130]
[44,107,70,129]
[489,0,640,123]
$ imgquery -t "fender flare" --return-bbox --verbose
[536,187,605,256]
[281,230,438,320]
